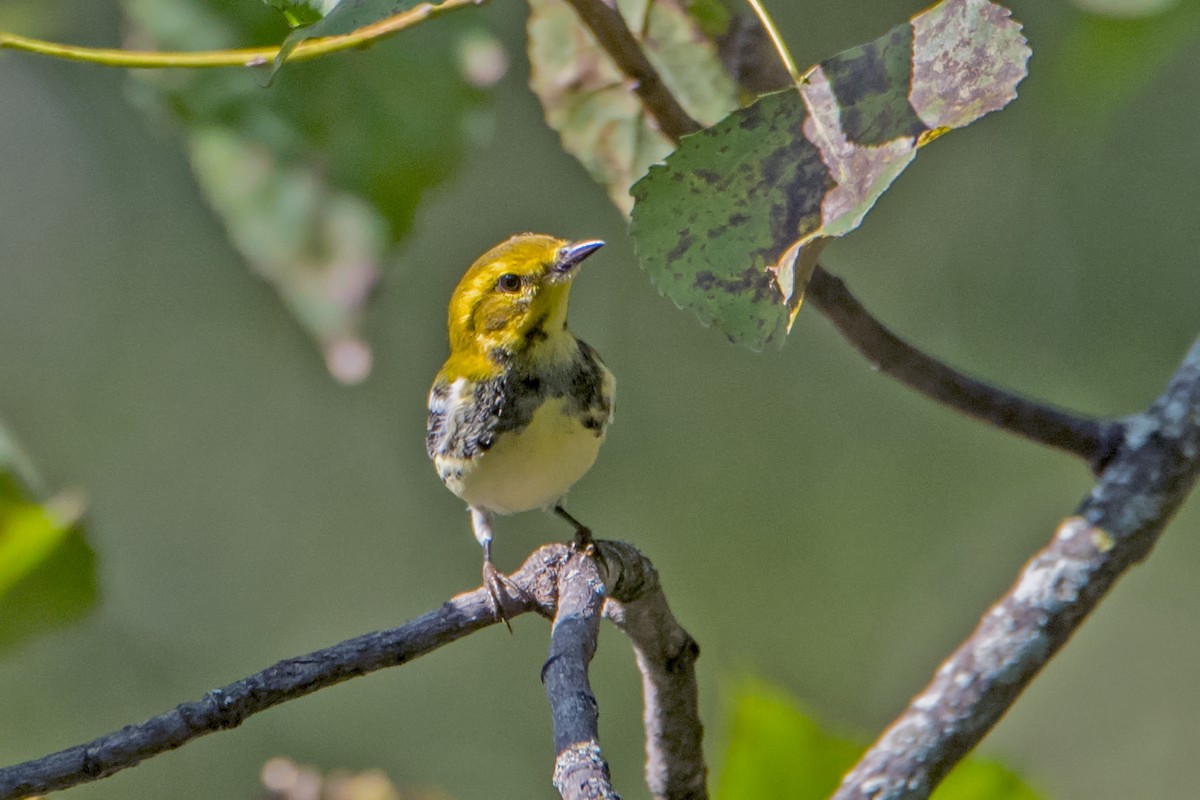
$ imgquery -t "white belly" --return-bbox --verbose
[437,397,606,515]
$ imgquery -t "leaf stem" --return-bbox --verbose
[0,0,479,69]
[743,0,800,83]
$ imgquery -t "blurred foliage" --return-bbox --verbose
[123,0,490,382]
[527,0,738,216]
[260,756,453,800]
[718,682,1044,800]
[684,0,731,40]
[273,0,439,71]
[0,1,66,37]
[630,0,1030,349]
[0,424,94,653]
[1071,0,1180,17]
[1045,0,1200,146]
[717,681,860,800]
[266,0,327,30]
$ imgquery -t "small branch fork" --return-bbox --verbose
[0,542,704,800]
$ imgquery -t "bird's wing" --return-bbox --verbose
[427,376,504,460]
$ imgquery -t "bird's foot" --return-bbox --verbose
[483,559,528,633]
[554,505,606,575]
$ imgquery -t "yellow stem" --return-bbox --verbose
[0,0,479,69]
[744,0,800,84]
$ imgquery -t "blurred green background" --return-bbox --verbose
[2,0,1200,798]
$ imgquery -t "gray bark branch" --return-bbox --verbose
[603,544,706,800]
[833,335,1200,799]
[0,542,704,800]
[807,266,1122,471]
[545,549,619,799]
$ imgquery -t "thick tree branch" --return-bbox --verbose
[560,0,702,142]
[602,545,705,800]
[545,550,619,799]
[0,542,699,800]
[833,335,1200,800]
[807,266,1122,472]
[0,585,504,800]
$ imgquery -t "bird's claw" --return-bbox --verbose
[483,560,528,633]
[553,505,607,576]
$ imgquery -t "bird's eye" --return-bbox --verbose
[496,273,522,293]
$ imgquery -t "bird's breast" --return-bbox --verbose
[428,336,615,514]
[436,396,608,514]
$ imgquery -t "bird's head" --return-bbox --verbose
[444,233,604,375]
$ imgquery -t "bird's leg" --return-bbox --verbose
[553,504,593,549]
[471,507,524,632]
[553,504,607,576]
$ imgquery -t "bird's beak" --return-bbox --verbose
[555,240,605,274]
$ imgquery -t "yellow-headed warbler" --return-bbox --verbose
[427,234,614,622]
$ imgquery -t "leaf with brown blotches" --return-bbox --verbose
[527,0,738,216]
[631,0,1030,349]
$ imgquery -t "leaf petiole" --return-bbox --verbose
[743,0,800,84]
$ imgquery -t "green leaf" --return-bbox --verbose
[186,126,388,384]
[274,0,438,73]
[527,0,738,216]
[0,424,95,654]
[717,681,1046,800]
[717,682,858,800]
[124,0,487,382]
[684,0,731,39]
[630,0,1030,349]
[265,0,327,28]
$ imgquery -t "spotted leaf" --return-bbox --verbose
[631,0,1030,349]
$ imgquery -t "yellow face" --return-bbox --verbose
[445,234,603,375]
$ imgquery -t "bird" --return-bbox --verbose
[426,233,615,624]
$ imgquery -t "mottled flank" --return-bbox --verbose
[427,338,613,462]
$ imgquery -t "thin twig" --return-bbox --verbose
[602,544,705,800]
[0,0,479,69]
[0,545,597,800]
[833,335,1200,799]
[545,550,619,799]
[807,265,1122,472]
[742,0,800,83]
[559,0,702,142]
